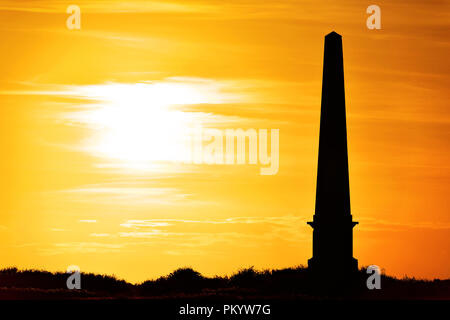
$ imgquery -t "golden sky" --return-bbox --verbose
[0,0,448,282]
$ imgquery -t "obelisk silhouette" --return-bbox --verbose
[308,32,358,273]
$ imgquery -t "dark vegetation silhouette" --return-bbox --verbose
[0,266,448,300]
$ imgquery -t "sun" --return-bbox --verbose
[65,79,235,170]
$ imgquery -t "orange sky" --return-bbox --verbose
[0,0,448,282]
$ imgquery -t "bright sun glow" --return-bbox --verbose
[64,79,239,170]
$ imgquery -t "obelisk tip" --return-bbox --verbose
[325,31,342,39]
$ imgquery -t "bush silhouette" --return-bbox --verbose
[140,267,207,295]
[0,266,448,299]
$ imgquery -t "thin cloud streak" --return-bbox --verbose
[0,1,217,14]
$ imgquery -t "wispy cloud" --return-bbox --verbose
[61,185,196,206]
[79,219,97,223]
[117,215,309,245]
[120,221,171,228]
[0,1,217,14]
[39,242,124,255]
[359,217,450,232]
[120,216,305,228]
[90,233,111,237]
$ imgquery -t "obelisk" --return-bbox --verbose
[307,32,358,273]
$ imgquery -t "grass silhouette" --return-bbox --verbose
[0,266,448,300]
